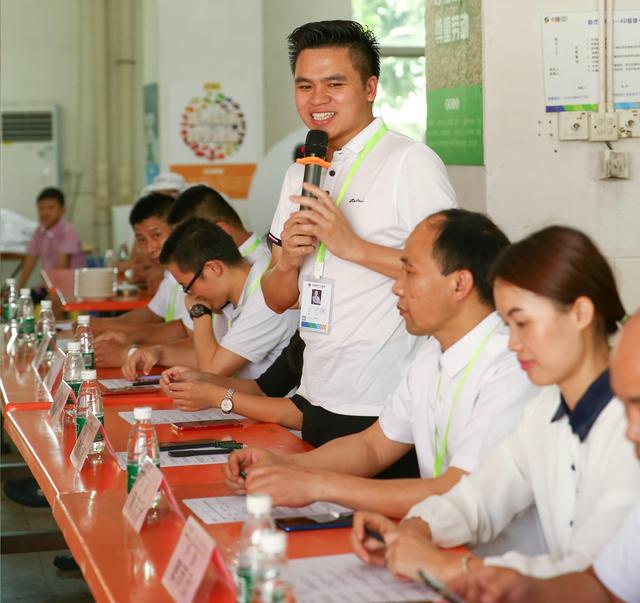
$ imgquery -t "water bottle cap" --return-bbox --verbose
[81,369,97,380]
[6,278,16,285]
[258,530,286,555]
[67,341,81,352]
[77,315,91,325]
[20,288,31,296]
[133,406,152,420]
[41,300,52,309]
[246,493,272,515]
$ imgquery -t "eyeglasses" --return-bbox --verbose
[182,263,205,295]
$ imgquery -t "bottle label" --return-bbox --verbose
[82,351,95,369]
[236,567,253,603]
[67,381,82,404]
[127,458,160,492]
[76,413,104,441]
[19,317,35,335]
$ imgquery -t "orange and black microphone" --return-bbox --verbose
[296,129,330,209]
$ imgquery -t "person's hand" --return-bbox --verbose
[398,516,432,539]
[243,463,325,507]
[384,529,454,582]
[159,365,203,394]
[122,346,161,381]
[447,567,537,603]
[94,338,128,368]
[167,380,222,411]
[278,212,317,272]
[288,183,364,263]
[351,511,399,566]
[223,447,282,494]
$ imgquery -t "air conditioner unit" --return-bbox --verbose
[0,105,61,222]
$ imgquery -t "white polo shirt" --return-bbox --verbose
[594,502,640,603]
[269,117,457,416]
[239,232,271,266]
[213,258,299,379]
[407,382,640,578]
[379,312,539,478]
[147,271,192,330]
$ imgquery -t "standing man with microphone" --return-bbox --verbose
[263,21,457,468]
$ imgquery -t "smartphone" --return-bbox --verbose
[133,375,161,386]
[275,513,354,532]
[170,419,244,432]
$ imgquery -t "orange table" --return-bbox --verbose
[42,268,151,312]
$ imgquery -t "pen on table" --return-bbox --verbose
[168,448,232,458]
[418,569,467,603]
[160,440,243,452]
[364,527,385,543]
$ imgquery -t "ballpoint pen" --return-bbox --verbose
[168,448,232,458]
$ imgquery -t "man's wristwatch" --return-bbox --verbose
[189,303,213,319]
[220,388,235,414]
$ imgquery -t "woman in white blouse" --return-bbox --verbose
[351,225,640,581]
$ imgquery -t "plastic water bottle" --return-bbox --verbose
[75,315,94,369]
[236,494,275,603]
[1,278,18,323]
[36,300,56,365]
[126,406,160,498]
[76,369,104,454]
[15,288,36,372]
[251,530,295,603]
[63,341,85,416]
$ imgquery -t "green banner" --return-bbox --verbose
[426,0,484,165]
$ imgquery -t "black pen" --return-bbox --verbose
[364,527,385,543]
[168,448,231,458]
[160,440,243,452]
[418,569,467,603]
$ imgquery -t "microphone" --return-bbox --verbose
[296,130,330,208]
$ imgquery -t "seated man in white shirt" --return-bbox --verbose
[352,226,640,580]
[166,184,270,267]
[445,310,640,603]
[94,193,193,367]
[122,217,298,380]
[224,209,539,512]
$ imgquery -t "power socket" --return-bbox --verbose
[590,112,619,142]
[599,149,630,179]
[558,112,589,140]
[618,109,640,138]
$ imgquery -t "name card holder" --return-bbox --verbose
[69,412,101,471]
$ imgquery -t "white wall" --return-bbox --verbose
[483,0,640,311]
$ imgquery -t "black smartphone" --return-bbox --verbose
[133,375,161,386]
[275,513,354,532]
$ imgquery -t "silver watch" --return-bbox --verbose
[220,387,235,414]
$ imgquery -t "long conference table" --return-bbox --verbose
[1,360,358,603]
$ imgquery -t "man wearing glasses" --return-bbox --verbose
[122,217,298,381]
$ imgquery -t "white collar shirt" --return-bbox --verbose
[407,383,640,578]
[239,232,270,266]
[147,270,192,329]
[214,258,299,379]
[379,312,539,478]
[269,117,457,416]
[594,502,640,603]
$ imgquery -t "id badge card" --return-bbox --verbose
[300,276,334,335]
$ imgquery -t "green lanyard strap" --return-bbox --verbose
[242,235,262,259]
[165,284,179,323]
[432,321,502,477]
[215,264,268,331]
[313,123,389,279]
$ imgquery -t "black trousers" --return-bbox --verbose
[291,394,420,479]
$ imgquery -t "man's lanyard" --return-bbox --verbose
[242,235,262,259]
[215,264,268,331]
[165,284,179,322]
[432,321,502,478]
[313,123,389,280]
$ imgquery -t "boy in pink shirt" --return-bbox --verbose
[17,187,84,300]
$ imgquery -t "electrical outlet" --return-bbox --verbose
[558,112,589,140]
[589,112,619,142]
[618,109,640,138]
[599,149,630,179]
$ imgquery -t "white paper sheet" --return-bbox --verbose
[183,495,351,525]
[117,408,243,425]
[286,554,435,603]
[115,450,230,470]
[100,379,133,390]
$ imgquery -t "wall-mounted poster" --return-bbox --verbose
[169,81,258,199]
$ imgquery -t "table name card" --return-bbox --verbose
[44,349,65,394]
[32,333,51,371]
[49,380,71,426]
[122,458,164,533]
[69,412,101,471]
